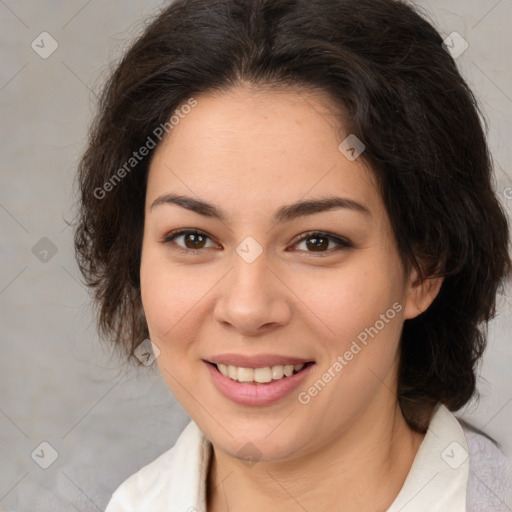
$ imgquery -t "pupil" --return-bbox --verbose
[306,236,328,251]
[185,233,206,249]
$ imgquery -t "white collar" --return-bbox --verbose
[386,403,469,511]
[105,403,469,512]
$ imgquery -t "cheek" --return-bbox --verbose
[139,249,210,401]
[301,258,405,346]
[300,263,405,416]
[140,246,189,343]
[140,247,218,349]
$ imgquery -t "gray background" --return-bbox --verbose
[0,1,511,510]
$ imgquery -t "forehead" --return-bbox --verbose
[146,85,381,216]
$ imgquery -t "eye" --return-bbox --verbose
[160,229,351,255]
[161,229,219,252]
[291,231,352,254]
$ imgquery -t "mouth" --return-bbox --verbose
[207,361,315,385]
[205,357,316,406]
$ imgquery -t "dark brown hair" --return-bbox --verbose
[74,0,511,431]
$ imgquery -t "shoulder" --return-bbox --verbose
[104,420,208,512]
[460,423,512,512]
[105,449,173,511]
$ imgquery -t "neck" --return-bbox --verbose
[207,401,425,512]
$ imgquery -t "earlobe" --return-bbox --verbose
[403,268,444,320]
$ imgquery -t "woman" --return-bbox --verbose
[74,0,512,510]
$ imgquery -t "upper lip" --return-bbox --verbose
[206,354,314,368]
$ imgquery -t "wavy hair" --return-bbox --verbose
[74,0,511,431]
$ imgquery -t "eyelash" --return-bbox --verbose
[160,229,352,256]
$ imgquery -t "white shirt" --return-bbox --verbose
[104,404,511,512]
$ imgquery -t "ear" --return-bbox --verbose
[403,266,444,320]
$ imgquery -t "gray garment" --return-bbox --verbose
[464,427,512,512]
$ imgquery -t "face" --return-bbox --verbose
[140,86,428,463]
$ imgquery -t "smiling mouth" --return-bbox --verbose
[209,361,314,385]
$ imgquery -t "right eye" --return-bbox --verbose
[161,229,220,253]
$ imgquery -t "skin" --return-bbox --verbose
[140,85,443,512]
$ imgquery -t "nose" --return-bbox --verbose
[213,250,292,336]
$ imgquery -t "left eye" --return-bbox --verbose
[292,232,351,253]
[163,230,217,251]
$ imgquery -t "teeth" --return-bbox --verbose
[215,363,305,384]
[254,367,272,383]
[227,365,237,380]
[271,365,284,379]
[237,367,253,382]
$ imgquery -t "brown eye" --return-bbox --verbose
[183,233,207,249]
[305,236,329,251]
[163,229,217,252]
[293,231,352,254]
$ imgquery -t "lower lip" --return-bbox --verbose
[206,362,314,406]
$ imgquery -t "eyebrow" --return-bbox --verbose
[149,193,371,222]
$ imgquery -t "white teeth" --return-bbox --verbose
[215,362,307,384]
[237,367,254,382]
[271,365,284,379]
[283,364,294,377]
[228,365,238,380]
[254,367,272,383]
